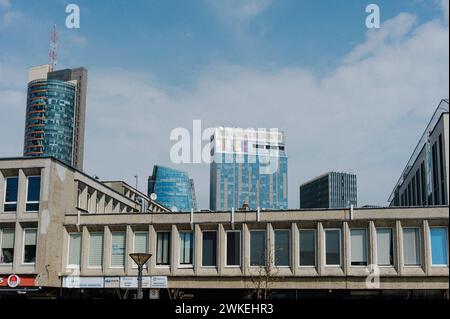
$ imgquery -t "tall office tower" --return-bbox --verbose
[209,127,288,211]
[147,165,197,212]
[389,99,449,207]
[23,64,88,170]
[300,172,357,209]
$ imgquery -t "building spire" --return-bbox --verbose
[49,25,58,72]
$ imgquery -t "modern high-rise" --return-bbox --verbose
[147,165,197,212]
[389,99,449,207]
[300,172,357,209]
[210,127,288,211]
[23,64,88,170]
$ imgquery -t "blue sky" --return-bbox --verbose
[0,0,449,209]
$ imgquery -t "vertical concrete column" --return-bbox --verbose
[369,221,377,266]
[149,224,156,270]
[125,225,133,274]
[343,222,350,274]
[317,222,324,275]
[80,226,89,274]
[194,224,202,275]
[90,190,97,213]
[17,169,27,217]
[267,223,274,267]
[80,186,87,211]
[103,225,112,272]
[218,224,225,274]
[0,170,5,213]
[171,224,179,275]
[98,194,105,214]
[292,222,299,275]
[12,222,23,273]
[396,220,403,275]
[242,223,250,276]
[105,197,113,213]
[61,228,69,271]
[422,220,431,275]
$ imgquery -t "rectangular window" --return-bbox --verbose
[26,176,40,212]
[179,232,193,265]
[0,229,14,264]
[202,231,217,267]
[376,228,393,266]
[350,229,368,266]
[274,230,290,266]
[430,227,448,266]
[250,230,266,266]
[88,232,104,268]
[111,232,126,267]
[156,232,170,266]
[23,228,37,264]
[299,229,316,266]
[403,228,421,266]
[325,229,341,266]
[226,231,241,266]
[68,233,82,267]
[132,232,148,267]
[4,177,18,212]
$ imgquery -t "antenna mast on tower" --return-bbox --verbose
[49,25,58,72]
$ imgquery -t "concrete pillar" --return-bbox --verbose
[103,225,111,271]
[242,223,250,276]
[423,220,431,275]
[317,222,324,275]
[12,222,23,273]
[369,221,377,266]
[149,225,156,270]
[292,222,299,275]
[80,226,89,273]
[267,223,274,266]
[171,224,179,275]
[343,222,350,274]
[396,220,403,275]
[17,169,27,217]
[125,225,133,274]
[194,224,202,274]
[218,224,225,274]
[0,170,5,213]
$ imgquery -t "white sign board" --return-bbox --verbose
[119,276,151,288]
[150,276,168,288]
[63,277,104,288]
[104,277,120,288]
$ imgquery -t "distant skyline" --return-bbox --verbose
[0,0,449,209]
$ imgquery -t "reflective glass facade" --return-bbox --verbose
[210,127,288,211]
[24,79,76,166]
[147,166,197,212]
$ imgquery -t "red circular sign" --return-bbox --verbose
[7,275,20,288]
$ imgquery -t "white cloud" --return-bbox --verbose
[206,0,273,24]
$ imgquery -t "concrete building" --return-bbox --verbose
[24,64,88,170]
[210,127,288,211]
[389,99,449,207]
[300,172,357,209]
[1,157,448,299]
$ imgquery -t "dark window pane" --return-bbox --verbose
[4,177,18,211]
[156,232,170,265]
[226,232,241,266]
[325,230,341,265]
[250,231,266,266]
[202,231,217,266]
[300,230,316,266]
[27,176,41,202]
[275,230,290,266]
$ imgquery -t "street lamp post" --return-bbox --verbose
[129,253,152,299]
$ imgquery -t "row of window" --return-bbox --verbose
[3,176,41,212]
[0,228,38,264]
[65,226,449,269]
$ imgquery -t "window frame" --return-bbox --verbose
[429,226,449,267]
[25,175,41,213]
[0,228,15,265]
[67,232,82,269]
[87,232,104,269]
[132,231,149,268]
[299,228,317,267]
[349,228,369,267]
[375,227,394,267]
[402,227,422,267]
[178,231,194,268]
[225,230,241,267]
[22,228,37,265]
[110,231,126,269]
[155,231,171,267]
[3,176,19,212]
[324,228,342,267]
[249,229,266,268]
[274,229,291,267]
[201,230,217,268]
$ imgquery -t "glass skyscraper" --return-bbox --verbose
[23,64,88,170]
[210,127,288,211]
[147,165,197,212]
